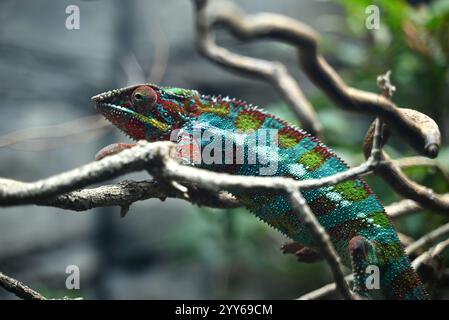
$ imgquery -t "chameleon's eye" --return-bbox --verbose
[131,85,157,109]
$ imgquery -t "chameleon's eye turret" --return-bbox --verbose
[131,85,157,109]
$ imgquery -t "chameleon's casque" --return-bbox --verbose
[92,83,429,300]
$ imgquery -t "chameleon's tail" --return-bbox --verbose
[349,236,429,300]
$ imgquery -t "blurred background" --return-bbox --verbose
[0,0,448,299]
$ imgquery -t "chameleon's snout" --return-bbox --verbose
[91,89,122,104]
[91,84,145,105]
[90,94,102,103]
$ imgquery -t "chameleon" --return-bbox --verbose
[91,83,429,300]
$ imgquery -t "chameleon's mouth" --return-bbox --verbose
[91,86,171,136]
[94,102,170,132]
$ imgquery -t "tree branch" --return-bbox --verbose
[412,238,449,270]
[298,223,449,300]
[38,179,240,212]
[194,0,441,158]
[363,117,449,214]
[191,0,321,136]
[287,187,354,299]
[0,272,46,300]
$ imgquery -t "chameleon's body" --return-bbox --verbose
[92,84,429,300]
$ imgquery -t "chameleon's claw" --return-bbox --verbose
[281,241,323,263]
[294,247,323,263]
[95,143,136,161]
[281,240,303,254]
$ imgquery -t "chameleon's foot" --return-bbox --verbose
[95,143,136,160]
[281,240,303,254]
[281,241,323,263]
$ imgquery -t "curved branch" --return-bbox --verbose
[378,157,449,213]
[412,238,449,270]
[199,0,441,158]
[192,0,321,136]
[0,272,46,300]
[0,140,380,208]
[363,117,449,214]
[298,225,449,300]
[39,180,240,211]
[287,187,354,300]
[406,222,449,256]
[0,141,171,206]
[297,274,353,300]
[385,198,427,219]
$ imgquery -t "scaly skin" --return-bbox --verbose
[92,83,429,300]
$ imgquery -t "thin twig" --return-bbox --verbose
[0,272,46,300]
[386,194,449,219]
[297,274,353,300]
[406,222,449,256]
[394,156,449,185]
[287,188,354,299]
[298,224,449,300]
[377,70,396,99]
[412,238,449,270]
[378,155,449,213]
[362,115,449,214]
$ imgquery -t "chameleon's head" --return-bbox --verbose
[91,84,199,141]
